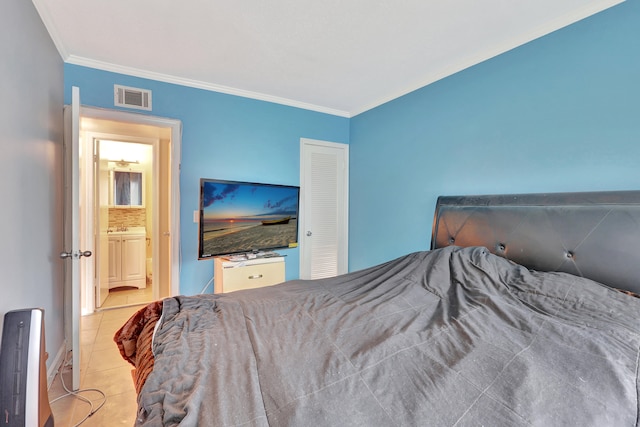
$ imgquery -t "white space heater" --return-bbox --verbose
[0,308,54,427]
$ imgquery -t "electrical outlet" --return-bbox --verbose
[193,210,199,223]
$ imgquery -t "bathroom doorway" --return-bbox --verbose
[77,108,181,314]
[94,138,155,309]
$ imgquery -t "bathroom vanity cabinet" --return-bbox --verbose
[108,231,146,289]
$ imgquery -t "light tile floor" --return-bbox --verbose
[48,305,144,426]
[103,284,154,309]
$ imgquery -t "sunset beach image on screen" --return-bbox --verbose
[198,179,300,258]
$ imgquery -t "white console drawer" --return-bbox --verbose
[214,257,285,293]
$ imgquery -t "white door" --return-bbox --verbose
[62,86,91,391]
[299,139,349,279]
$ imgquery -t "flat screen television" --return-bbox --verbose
[198,178,300,259]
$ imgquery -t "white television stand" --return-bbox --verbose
[214,256,285,294]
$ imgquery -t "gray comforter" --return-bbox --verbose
[136,246,640,426]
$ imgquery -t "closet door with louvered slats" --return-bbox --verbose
[300,139,349,279]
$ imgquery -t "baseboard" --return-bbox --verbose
[47,340,67,388]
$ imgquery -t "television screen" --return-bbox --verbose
[198,179,300,259]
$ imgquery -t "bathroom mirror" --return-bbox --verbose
[111,170,143,207]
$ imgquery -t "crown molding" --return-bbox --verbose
[32,0,350,117]
[65,56,351,118]
[351,0,625,117]
[35,0,623,119]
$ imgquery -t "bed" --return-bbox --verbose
[115,190,640,426]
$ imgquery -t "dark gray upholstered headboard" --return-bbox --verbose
[431,191,640,294]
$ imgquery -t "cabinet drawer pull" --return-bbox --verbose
[248,274,263,280]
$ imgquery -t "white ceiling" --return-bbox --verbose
[33,0,623,117]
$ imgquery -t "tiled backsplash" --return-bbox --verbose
[108,208,146,229]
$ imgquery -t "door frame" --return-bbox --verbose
[64,92,182,391]
[78,107,182,300]
[85,133,160,312]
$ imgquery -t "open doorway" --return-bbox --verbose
[78,108,181,315]
[64,88,181,391]
[95,139,155,309]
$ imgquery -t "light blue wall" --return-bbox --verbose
[64,66,349,295]
[349,1,640,271]
[66,0,640,284]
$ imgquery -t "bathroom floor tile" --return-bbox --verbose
[102,284,154,309]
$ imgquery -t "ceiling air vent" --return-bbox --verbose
[114,85,152,111]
